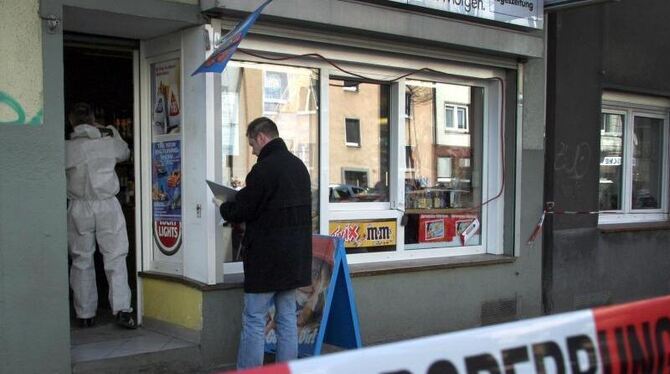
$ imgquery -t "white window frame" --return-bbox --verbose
[445,103,469,133]
[215,33,508,275]
[262,70,289,115]
[344,117,361,147]
[599,94,670,224]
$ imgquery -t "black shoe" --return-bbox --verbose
[116,311,137,329]
[79,317,95,328]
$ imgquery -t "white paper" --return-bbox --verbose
[206,180,238,202]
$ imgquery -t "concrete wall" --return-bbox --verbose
[0,1,70,373]
[544,0,670,313]
[0,0,43,125]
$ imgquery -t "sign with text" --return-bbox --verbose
[230,295,670,374]
[152,139,183,256]
[387,0,543,29]
[329,220,397,248]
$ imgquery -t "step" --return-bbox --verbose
[71,322,202,374]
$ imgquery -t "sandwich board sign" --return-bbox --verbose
[264,235,362,357]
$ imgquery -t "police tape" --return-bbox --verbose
[225,295,670,374]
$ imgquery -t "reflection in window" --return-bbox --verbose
[220,61,320,262]
[599,113,624,211]
[264,71,288,113]
[445,104,469,132]
[404,80,483,248]
[632,116,663,209]
[345,118,361,147]
[329,79,390,203]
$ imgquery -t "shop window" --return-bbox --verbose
[329,79,390,203]
[345,118,361,147]
[219,61,320,263]
[404,80,484,249]
[599,92,669,224]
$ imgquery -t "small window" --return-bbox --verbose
[345,118,361,147]
[405,145,415,170]
[437,157,453,182]
[599,93,669,223]
[342,80,359,92]
[445,103,469,132]
[405,91,412,117]
[263,71,288,113]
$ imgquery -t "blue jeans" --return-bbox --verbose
[237,289,298,369]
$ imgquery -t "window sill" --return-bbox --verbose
[599,221,670,233]
[142,254,515,289]
[348,253,515,278]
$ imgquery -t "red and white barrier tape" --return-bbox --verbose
[224,295,670,374]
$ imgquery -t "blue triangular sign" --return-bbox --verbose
[264,235,362,357]
[314,238,363,354]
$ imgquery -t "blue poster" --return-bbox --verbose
[152,140,182,255]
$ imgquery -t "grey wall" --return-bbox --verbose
[0,4,71,373]
[544,0,670,313]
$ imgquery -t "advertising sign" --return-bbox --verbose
[151,59,182,136]
[265,236,336,357]
[387,0,543,29]
[264,236,362,357]
[152,139,182,255]
[329,220,397,248]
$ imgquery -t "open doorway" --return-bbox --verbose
[64,33,138,330]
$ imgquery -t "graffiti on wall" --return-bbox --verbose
[0,91,43,126]
[554,141,592,200]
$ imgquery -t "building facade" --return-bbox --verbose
[544,0,670,313]
[1,0,546,371]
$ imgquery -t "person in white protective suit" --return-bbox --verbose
[66,102,136,329]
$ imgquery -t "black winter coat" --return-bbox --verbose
[220,138,312,293]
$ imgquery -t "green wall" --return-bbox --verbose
[0,0,70,372]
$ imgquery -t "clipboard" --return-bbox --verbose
[206,180,238,202]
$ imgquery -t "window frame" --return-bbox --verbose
[215,42,509,274]
[344,117,361,147]
[262,70,289,115]
[445,103,469,133]
[599,101,670,224]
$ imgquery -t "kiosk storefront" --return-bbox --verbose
[135,0,545,368]
[15,0,547,369]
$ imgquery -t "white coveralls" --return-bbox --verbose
[66,124,131,318]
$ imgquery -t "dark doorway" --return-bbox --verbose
[64,33,138,327]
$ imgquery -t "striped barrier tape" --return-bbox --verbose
[224,295,670,374]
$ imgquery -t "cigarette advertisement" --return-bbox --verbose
[152,139,182,255]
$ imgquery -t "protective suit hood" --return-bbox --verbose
[71,124,103,140]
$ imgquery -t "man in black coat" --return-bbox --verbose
[217,117,312,369]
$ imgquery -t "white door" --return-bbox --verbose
[138,24,222,302]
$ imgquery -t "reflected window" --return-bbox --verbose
[404,81,483,248]
[632,116,663,209]
[219,62,320,263]
[345,118,361,147]
[329,78,390,203]
[599,113,624,211]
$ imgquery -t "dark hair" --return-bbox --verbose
[246,117,279,139]
[69,102,95,127]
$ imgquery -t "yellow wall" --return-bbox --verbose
[143,278,203,331]
[0,0,43,125]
